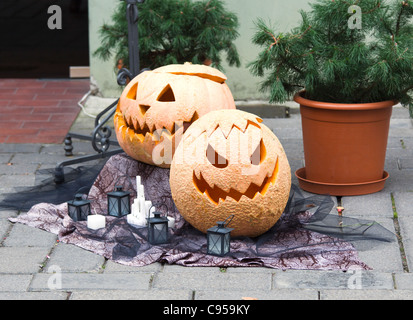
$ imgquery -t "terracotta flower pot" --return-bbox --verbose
[294,91,396,196]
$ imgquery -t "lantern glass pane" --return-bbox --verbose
[68,205,79,221]
[224,233,230,254]
[154,223,167,243]
[68,205,76,216]
[80,204,90,221]
[120,196,130,215]
[108,196,118,216]
[208,233,222,256]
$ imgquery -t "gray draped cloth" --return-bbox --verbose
[10,153,386,270]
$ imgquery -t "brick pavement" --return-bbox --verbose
[0,79,90,144]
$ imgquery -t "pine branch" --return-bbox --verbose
[402,85,413,95]
[362,1,382,14]
[395,2,407,36]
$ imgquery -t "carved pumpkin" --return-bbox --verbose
[114,63,236,167]
[170,109,291,237]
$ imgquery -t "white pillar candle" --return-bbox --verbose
[145,200,153,219]
[167,216,175,229]
[127,213,147,227]
[138,184,145,199]
[127,214,134,225]
[128,214,137,226]
[136,175,141,189]
[139,197,146,219]
[87,215,106,230]
[132,198,140,217]
[131,200,136,217]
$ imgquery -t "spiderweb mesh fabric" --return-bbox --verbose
[7,153,395,270]
[0,161,107,212]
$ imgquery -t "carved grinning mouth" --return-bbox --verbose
[193,157,279,205]
[124,110,200,139]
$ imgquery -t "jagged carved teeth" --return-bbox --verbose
[193,158,279,205]
[124,111,199,138]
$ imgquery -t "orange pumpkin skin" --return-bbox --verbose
[169,109,291,238]
[114,63,236,167]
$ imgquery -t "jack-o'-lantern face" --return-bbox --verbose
[114,63,236,167]
[170,109,291,238]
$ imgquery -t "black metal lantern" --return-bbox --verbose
[107,185,131,217]
[207,215,235,256]
[147,204,169,245]
[67,194,91,222]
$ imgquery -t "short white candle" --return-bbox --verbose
[87,214,106,230]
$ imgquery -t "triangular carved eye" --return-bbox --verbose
[206,144,228,169]
[127,82,138,100]
[250,139,266,165]
[157,84,176,102]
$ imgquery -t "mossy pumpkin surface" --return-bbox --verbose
[114,63,235,167]
[170,109,291,237]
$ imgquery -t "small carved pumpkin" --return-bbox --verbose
[170,109,291,237]
[114,63,236,167]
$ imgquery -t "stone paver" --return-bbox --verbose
[394,273,413,290]
[0,274,33,292]
[320,289,413,300]
[3,223,57,247]
[393,192,413,217]
[273,270,394,290]
[341,192,394,218]
[153,270,272,291]
[30,273,153,291]
[45,243,105,273]
[0,247,49,273]
[195,289,318,300]
[398,217,413,273]
[0,292,69,300]
[70,289,192,300]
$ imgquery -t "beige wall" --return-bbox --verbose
[88,0,122,98]
[88,0,311,100]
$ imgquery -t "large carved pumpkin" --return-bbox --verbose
[170,109,291,237]
[114,63,236,167]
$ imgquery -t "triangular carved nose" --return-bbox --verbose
[139,104,150,115]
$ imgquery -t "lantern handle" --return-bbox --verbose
[222,214,235,228]
[148,202,169,219]
[113,175,134,192]
[73,186,90,199]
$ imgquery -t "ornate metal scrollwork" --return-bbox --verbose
[117,68,134,86]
